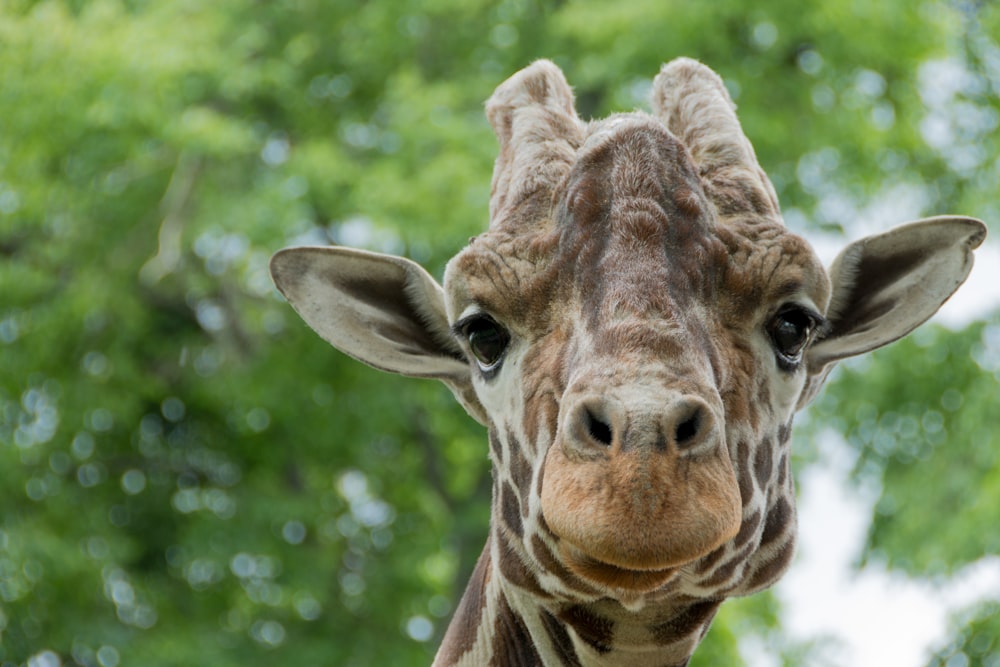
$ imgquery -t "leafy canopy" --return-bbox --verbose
[0,1,997,665]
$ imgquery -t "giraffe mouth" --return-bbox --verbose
[559,542,680,592]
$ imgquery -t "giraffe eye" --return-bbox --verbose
[767,306,821,367]
[461,316,510,372]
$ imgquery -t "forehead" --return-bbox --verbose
[445,115,829,322]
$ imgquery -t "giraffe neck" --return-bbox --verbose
[431,424,799,666]
[432,532,723,667]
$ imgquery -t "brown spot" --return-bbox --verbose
[558,605,614,654]
[497,531,549,598]
[490,594,542,667]
[694,542,728,575]
[736,441,754,508]
[531,534,599,596]
[760,496,792,547]
[508,435,533,497]
[753,438,774,489]
[700,540,754,589]
[490,427,505,466]
[744,541,795,591]
[500,481,523,538]
[540,610,583,665]
[435,543,492,665]
[649,600,720,646]
[751,381,771,427]
[732,509,762,551]
[776,452,790,487]
[536,502,550,534]
[521,340,566,451]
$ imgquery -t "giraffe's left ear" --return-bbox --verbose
[806,216,986,370]
[270,246,488,425]
[798,216,985,409]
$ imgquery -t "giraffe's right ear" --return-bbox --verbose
[270,246,488,426]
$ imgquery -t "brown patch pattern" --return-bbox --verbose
[490,594,543,667]
[496,529,549,599]
[431,59,837,666]
[540,610,584,666]
[499,480,523,538]
[435,543,492,666]
[649,600,721,646]
[530,534,600,597]
[557,605,615,654]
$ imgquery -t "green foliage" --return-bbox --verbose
[0,0,996,665]
[807,317,1000,576]
[929,601,1000,667]
[692,593,812,667]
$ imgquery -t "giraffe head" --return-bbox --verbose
[271,60,984,605]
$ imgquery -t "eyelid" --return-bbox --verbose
[451,312,487,339]
[775,303,829,332]
[451,303,485,335]
[452,302,510,336]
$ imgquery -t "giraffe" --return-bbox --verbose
[269,59,986,666]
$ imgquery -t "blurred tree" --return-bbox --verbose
[930,600,1000,667]
[0,0,996,666]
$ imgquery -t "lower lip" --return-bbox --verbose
[560,542,680,592]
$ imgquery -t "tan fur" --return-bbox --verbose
[270,57,985,666]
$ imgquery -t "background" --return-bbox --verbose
[1,1,998,665]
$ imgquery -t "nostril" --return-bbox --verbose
[674,406,702,447]
[585,409,614,447]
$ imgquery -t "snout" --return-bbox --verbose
[562,392,718,458]
[540,386,742,591]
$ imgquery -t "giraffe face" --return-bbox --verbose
[269,58,983,615]
[443,115,831,593]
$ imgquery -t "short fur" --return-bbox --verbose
[269,58,985,666]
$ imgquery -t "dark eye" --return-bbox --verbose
[462,316,510,372]
[767,307,819,366]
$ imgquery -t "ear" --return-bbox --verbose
[807,216,986,370]
[270,246,487,425]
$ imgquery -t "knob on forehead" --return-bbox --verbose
[485,58,782,239]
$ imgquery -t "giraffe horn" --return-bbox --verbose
[651,58,781,220]
[485,59,584,231]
